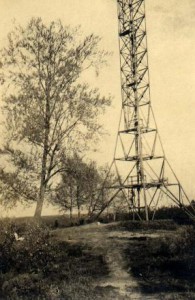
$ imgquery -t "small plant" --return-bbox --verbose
[0,218,109,299]
[125,225,195,295]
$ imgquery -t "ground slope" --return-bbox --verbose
[54,222,186,299]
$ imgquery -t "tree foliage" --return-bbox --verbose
[51,154,101,220]
[51,156,130,221]
[0,18,111,217]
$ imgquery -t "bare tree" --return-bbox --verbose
[0,18,111,218]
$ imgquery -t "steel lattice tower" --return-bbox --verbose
[92,0,195,221]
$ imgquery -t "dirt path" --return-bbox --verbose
[55,222,163,299]
[95,234,141,299]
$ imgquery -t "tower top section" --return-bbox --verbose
[117,0,150,130]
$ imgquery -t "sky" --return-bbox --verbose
[0,0,195,216]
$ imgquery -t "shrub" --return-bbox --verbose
[2,273,42,298]
[162,226,195,256]
[0,219,53,274]
[125,225,195,294]
[0,218,109,299]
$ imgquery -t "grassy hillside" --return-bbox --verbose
[0,218,194,299]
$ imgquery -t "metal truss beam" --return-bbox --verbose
[91,0,195,222]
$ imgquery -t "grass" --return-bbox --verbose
[120,219,178,231]
[0,217,195,299]
[0,218,109,299]
[124,225,195,296]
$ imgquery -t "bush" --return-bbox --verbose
[160,226,195,256]
[0,219,60,298]
[0,218,109,299]
[155,206,194,225]
[2,273,43,299]
[125,225,195,294]
[0,219,52,273]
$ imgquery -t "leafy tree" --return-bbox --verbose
[51,157,131,222]
[51,154,101,220]
[0,18,111,218]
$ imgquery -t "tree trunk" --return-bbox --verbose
[34,143,48,218]
[78,206,81,221]
[88,195,94,217]
[34,182,46,219]
[76,185,81,221]
[34,97,50,219]
[70,205,73,222]
[34,145,48,218]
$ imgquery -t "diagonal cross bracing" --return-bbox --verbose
[91,0,195,221]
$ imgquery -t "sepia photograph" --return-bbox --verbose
[0,0,195,299]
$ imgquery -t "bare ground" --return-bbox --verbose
[54,222,194,300]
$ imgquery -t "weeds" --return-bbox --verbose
[0,218,108,299]
[125,225,195,294]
